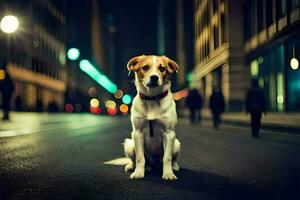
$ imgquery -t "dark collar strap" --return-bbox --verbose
[139,90,169,101]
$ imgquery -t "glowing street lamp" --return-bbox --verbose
[0,15,19,34]
[290,45,299,70]
[290,58,299,70]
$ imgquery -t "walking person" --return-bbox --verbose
[185,88,203,125]
[246,79,267,138]
[209,87,225,129]
[0,72,15,121]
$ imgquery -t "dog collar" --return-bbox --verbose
[139,90,169,101]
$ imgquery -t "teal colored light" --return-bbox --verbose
[122,94,132,105]
[79,59,117,93]
[67,48,80,61]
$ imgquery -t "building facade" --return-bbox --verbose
[0,0,67,111]
[192,0,247,111]
[244,0,300,112]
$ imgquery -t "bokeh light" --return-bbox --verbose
[122,94,132,104]
[65,104,74,113]
[290,57,299,70]
[114,90,123,99]
[105,100,116,108]
[90,98,100,108]
[119,104,129,113]
[0,15,19,33]
[67,48,80,61]
[107,108,117,115]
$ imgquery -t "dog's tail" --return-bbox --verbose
[103,157,131,166]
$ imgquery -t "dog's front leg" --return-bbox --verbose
[162,130,177,180]
[130,130,145,179]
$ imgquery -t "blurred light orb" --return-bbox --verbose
[90,98,99,108]
[88,87,97,97]
[119,104,129,113]
[290,57,299,70]
[105,100,116,108]
[277,95,284,104]
[0,15,19,33]
[114,90,123,99]
[122,94,132,105]
[67,48,80,61]
[0,69,5,80]
[107,108,117,115]
[65,104,74,113]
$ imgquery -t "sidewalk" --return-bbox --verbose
[181,109,300,134]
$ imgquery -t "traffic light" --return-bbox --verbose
[79,59,117,94]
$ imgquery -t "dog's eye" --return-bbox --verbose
[159,66,165,72]
[142,65,149,71]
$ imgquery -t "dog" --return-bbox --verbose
[123,55,181,180]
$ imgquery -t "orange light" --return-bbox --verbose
[0,69,5,80]
[119,104,129,113]
[173,88,189,101]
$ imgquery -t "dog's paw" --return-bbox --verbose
[172,161,179,171]
[125,162,134,172]
[130,169,145,179]
[162,172,177,180]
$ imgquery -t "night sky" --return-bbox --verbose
[67,0,162,91]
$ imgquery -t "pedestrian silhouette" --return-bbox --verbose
[209,87,225,129]
[246,79,267,138]
[0,72,15,121]
[185,88,203,125]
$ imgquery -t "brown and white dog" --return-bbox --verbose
[123,55,181,180]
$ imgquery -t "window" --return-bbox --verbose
[214,26,219,49]
[257,0,265,32]
[266,0,274,26]
[221,14,227,43]
[277,0,287,18]
[292,0,300,8]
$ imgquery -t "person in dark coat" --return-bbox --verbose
[0,72,15,121]
[209,87,225,129]
[185,88,203,125]
[246,79,267,138]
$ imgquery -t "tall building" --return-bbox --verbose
[244,0,300,112]
[0,0,67,111]
[192,0,247,111]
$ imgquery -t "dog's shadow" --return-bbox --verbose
[142,168,264,199]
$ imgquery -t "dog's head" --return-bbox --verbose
[127,55,179,89]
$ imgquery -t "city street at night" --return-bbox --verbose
[0,113,299,199]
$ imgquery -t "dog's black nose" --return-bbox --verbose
[150,75,159,82]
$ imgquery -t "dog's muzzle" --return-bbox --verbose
[147,75,159,88]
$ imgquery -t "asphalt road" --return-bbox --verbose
[0,113,299,200]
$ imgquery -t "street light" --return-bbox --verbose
[1,15,19,70]
[0,15,19,34]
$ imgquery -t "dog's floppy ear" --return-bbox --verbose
[127,55,144,72]
[163,56,179,74]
